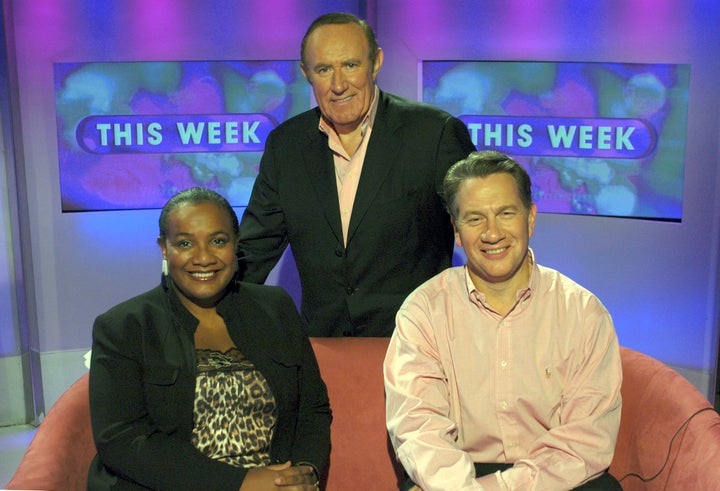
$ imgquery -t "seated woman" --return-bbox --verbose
[88,187,331,490]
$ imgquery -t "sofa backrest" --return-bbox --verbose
[310,337,403,490]
[610,347,720,490]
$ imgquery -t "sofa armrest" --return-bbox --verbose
[5,373,94,491]
[610,347,720,490]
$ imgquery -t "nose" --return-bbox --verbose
[481,218,502,242]
[330,69,347,93]
[192,244,217,265]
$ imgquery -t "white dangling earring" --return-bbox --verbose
[161,258,169,276]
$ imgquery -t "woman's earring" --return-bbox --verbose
[161,258,169,276]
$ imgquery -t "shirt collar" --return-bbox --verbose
[465,248,538,307]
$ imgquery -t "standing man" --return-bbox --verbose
[384,151,623,490]
[237,12,476,337]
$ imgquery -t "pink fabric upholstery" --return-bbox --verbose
[609,347,720,490]
[5,341,720,490]
[310,337,404,490]
[5,374,94,491]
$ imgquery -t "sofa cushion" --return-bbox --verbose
[311,337,404,490]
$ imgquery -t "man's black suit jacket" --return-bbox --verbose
[238,90,476,337]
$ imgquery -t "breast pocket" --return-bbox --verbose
[144,365,184,432]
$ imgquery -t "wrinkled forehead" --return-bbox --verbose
[456,174,525,209]
[303,23,371,63]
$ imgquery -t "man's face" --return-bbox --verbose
[452,173,536,292]
[301,23,383,132]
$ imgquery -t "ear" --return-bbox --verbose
[372,48,384,80]
[157,236,167,258]
[300,61,311,83]
[451,216,463,248]
[528,203,537,238]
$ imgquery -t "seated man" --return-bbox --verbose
[384,151,623,490]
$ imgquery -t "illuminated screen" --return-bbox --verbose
[422,61,689,220]
[54,60,311,211]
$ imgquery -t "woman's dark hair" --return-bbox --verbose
[442,151,533,221]
[158,187,239,241]
[301,12,380,67]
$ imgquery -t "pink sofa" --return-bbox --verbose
[608,347,720,490]
[6,339,720,490]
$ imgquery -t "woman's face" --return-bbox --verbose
[158,201,238,311]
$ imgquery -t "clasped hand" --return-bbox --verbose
[239,461,319,490]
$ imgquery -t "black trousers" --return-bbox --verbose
[400,463,623,490]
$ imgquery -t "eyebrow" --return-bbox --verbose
[313,57,364,69]
[171,230,230,238]
[461,204,519,216]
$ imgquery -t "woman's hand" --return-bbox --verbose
[239,461,319,490]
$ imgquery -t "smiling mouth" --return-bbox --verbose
[484,247,507,255]
[190,271,217,280]
[333,95,353,103]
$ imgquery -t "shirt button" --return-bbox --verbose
[500,360,507,368]
[346,287,354,295]
[501,401,509,410]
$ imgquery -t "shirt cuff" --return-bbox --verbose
[476,471,505,491]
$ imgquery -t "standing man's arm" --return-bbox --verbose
[434,115,477,193]
[237,130,289,283]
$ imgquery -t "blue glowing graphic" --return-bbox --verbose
[54,60,311,211]
[423,61,689,220]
